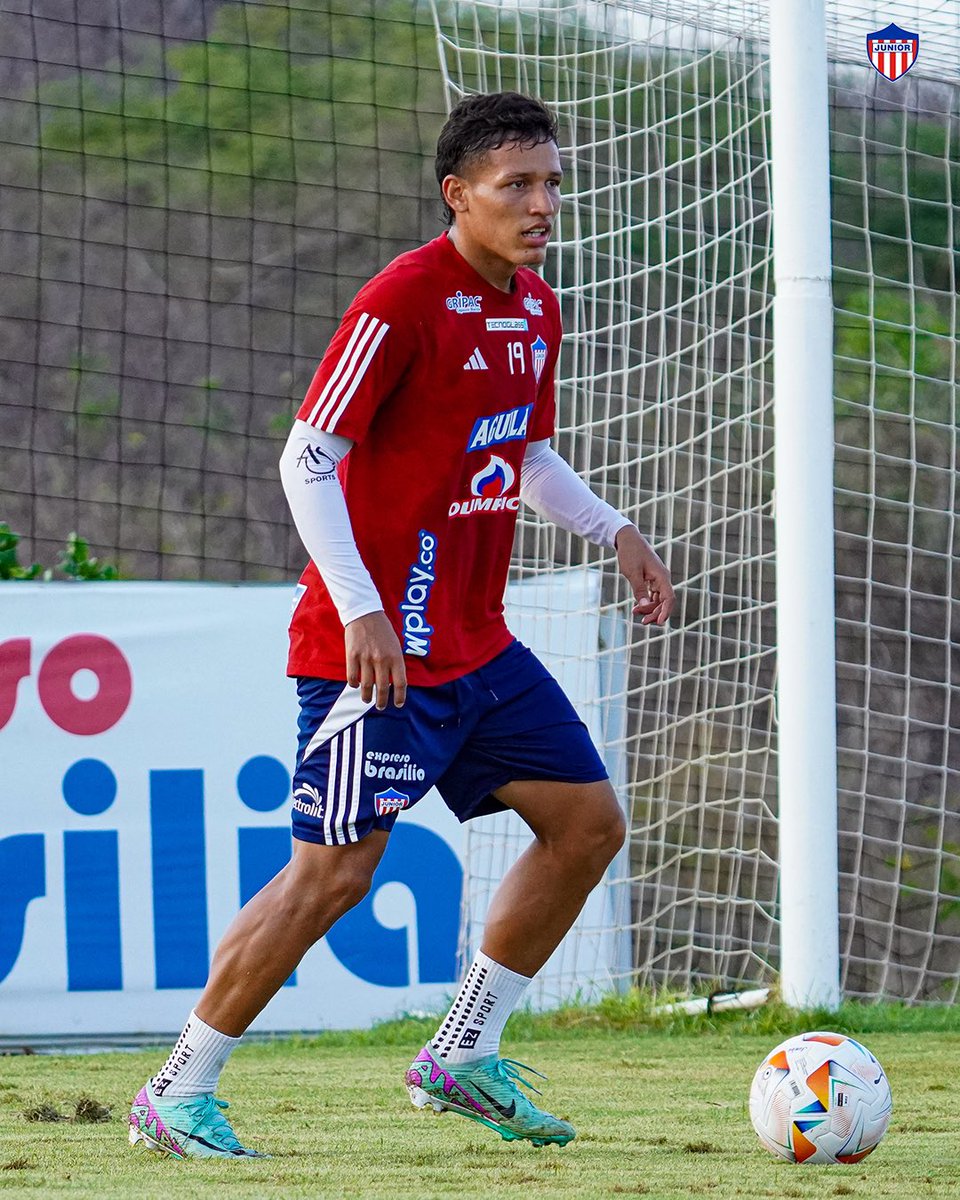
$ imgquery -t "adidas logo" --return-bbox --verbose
[463,348,488,371]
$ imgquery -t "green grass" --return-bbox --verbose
[2,1000,960,1199]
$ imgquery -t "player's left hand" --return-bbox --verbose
[614,525,675,626]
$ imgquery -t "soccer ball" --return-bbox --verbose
[749,1031,892,1164]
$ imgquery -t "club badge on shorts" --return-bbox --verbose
[375,787,410,816]
[866,23,919,82]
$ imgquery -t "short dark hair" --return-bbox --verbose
[435,92,559,225]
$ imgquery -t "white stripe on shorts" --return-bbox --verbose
[301,685,373,845]
[302,686,373,765]
[344,718,364,843]
[323,719,366,845]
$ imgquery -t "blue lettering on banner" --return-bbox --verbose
[151,769,210,989]
[467,403,533,452]
[0,754,461,994]
[325,823,463,986]
[0,834,45,986]
[400,530,438,658]
[63,759,122,991]
[237,755,296,987]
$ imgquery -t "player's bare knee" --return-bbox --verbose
[284,855,374,927]
[576,787,626,871]
[317,862,374,917]
[599,803,627,861]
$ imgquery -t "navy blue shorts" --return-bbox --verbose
[291,639,608,845]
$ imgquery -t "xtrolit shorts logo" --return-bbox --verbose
[293,781,324,818]
[448,455,519,518]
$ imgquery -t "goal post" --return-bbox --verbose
[768,0,840,1009]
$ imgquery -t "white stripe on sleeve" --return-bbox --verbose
[308,312,390,431]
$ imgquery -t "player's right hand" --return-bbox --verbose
[344,611,407,710]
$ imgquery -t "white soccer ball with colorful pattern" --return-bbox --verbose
[748,1032,892,1164]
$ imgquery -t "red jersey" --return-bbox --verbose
[288,232,561,685]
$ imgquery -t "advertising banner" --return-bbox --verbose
[0,578,626,1040]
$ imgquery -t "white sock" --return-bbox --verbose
[151,1010,240,1098]
[430,950,531,1065]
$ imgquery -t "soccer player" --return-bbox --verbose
[129,91,673,1159]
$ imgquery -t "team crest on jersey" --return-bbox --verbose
[467,404,533,452]
[446,290,482,314]
[449,455,520,518]
[523,295,543,317]
[374,787,410,816]
[530,336,548,383]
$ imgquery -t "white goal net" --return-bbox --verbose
[431,0,960,1004]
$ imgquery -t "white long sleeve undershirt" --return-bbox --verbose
[518,439,632,548]
[278,420,384,626]
[279,422,632,626]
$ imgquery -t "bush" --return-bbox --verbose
[0,525,119,581]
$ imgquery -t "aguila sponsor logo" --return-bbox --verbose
[400,529,438,657]
[446,290,482,313]
[449,455,519,518]
[374,787,410,816]
[523,294,543,316]
[466,403,532,452]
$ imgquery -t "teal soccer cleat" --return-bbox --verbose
[405,1046,575,1146]
[128,1081,266,1159]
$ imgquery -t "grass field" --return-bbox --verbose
[2,999,959,1199]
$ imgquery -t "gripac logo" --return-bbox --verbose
[448,455,519,519]
[0,634,132,735]
[446,290,482,314]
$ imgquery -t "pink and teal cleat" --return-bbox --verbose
[128,1081,265,1159]
[405,1045,575,1146]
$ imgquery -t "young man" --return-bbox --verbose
[129,91,673,1159]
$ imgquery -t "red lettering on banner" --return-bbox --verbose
[36,634,133,735]
[0,638,32,731]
